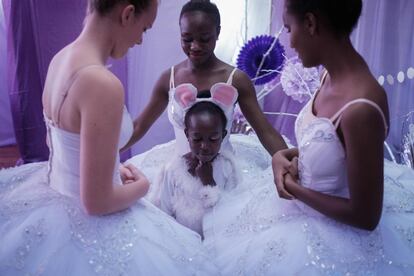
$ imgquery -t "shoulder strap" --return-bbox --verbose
[54,64,105,126]
[320,70,328,85]
[226,68,238,85]
[331,98,388,136]
[169,66,175,89]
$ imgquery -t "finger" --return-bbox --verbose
[119,165,133,179]
[124,163,145,179]
[289,157,299,177]
[275,174,295,200]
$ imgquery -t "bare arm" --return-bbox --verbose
[77,71,149,215]
[121,70,170,151]
[235,70,287,155]
[285,104,385,230]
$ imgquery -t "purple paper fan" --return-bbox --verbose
[237,35,285,85]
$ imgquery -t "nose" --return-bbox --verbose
[190,41,201,51]
[200,141,209,150]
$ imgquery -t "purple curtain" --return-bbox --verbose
[3,0,129,163]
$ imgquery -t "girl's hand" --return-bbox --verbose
[272,149,298,200]
[195,161,216,186]
[183,153,199,176]
[120,163,147,185]
[284,172,299,197]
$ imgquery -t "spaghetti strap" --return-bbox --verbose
[310,70,329,102]
[54,64,105,126]
[331,99,388,136]
[320,70,328,85]
[169,66,175,89]
[226,68,238,85]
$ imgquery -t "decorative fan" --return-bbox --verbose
[236,35,285,85]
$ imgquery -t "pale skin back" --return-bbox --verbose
[272,0,389,230]
[42,1,158,215]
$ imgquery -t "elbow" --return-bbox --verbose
[358,219,379,231]
[354,211,381,231]
[82,198,110,216]
[139,179,150,197]
[83,203,105,216]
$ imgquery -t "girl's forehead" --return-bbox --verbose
[188,113,223,129]
[181,11,216,26]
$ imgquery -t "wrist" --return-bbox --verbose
[200,177,216,186]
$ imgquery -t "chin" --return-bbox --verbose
[301,58,318,68]
[198,155,215,163]
[110,48,128,60]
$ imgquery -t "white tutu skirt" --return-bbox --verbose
[0,163,218,276]
[129,135,414,276]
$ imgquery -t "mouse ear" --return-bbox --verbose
[210,83,238,108]
[174,84,197,109]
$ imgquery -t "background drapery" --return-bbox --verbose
[0,0,129,163]
[1,0,413,164]
[0,0,15,147]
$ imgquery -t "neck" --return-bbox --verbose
[76,13,117,64]
[319,36,366,83]
[187,55,220,72]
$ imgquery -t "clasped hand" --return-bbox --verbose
[272,149,300,200]
[119,163,146,185]
[184,153,216,186]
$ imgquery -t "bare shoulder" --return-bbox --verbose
[340,93,388,141]
[232,68,255,94]
[354,71,389,121]
[73,67,124,109]
[156,67,174,88]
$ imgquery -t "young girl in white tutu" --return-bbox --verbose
[154,86,240,237]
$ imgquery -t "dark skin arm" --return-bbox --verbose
[234,70,287,155]
[121,70,170,152]
[284,104,385,230]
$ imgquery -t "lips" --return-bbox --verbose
[190,52,204,58]
[198,153,214,161]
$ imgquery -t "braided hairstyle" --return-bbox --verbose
[180,0,221,33]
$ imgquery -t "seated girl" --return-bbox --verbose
[153,86,240,237]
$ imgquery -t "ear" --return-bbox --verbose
[222,129,228,138]
[304,12,318,36]
[216,25,221,39]
[121,4,135,26]
[184,128,189,138]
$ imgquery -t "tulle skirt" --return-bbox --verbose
[130,135,414,275]
[0,162,218,276]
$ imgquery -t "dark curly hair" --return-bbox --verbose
[180,0,221,33]
[89,0,153,15]
[286,0,362,36]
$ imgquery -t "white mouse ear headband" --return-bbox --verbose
[171,83,238,128]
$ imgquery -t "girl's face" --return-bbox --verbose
[179,11,219,66]
[282,0,319,67]
[185,112,226,163]
[115,1,158,58]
